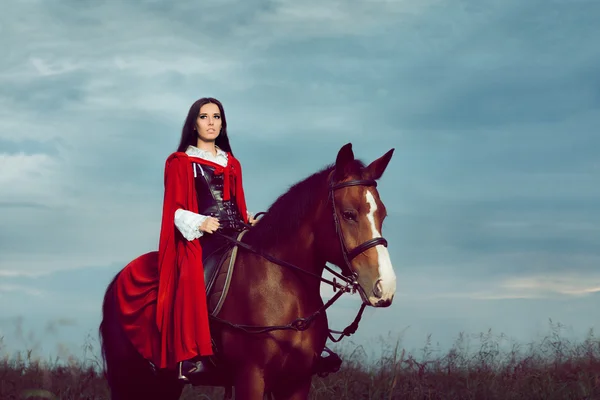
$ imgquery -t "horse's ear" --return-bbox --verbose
[335,143,354,180]
[365,148,394,180]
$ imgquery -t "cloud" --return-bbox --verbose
[395,269,600,301]
[0,153,64,205]
[230,0,436,45]
[500,275,600,298]
[30,57,81,77]
[0,284,45,298]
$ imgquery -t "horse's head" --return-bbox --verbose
[320,143,396,307]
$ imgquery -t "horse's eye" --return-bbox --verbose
[342,210,357,221]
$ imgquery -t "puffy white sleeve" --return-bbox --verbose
[174,208,208,240]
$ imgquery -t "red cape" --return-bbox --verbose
[115,151,248,369]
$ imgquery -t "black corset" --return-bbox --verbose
[192,162,244,232]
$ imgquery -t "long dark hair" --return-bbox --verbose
[177,97,233,155]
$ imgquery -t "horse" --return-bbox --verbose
[99,143,397,399]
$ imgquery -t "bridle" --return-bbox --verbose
[329,174,389,279]
[211,173,390,343]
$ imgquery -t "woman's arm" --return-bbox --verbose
[174,209,208,240]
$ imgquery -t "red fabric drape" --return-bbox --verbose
[115,151,248,369]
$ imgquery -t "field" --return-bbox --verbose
[1,320,599,399]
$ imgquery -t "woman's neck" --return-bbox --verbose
[195,139,217,156]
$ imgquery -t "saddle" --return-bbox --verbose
[203,230,247,316]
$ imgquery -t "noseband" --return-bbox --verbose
[329,176,389,278]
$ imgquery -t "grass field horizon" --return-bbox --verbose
[1,319,599,399]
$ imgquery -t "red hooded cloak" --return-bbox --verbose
[115,151,248,369]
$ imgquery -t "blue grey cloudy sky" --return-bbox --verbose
[1,0,599,361]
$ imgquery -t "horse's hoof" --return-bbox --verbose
[315,352,343,377]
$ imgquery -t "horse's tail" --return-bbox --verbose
[99,266,183,400]
[98,271,125,391]
[98,271,155,399]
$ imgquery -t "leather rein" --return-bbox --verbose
[210,175,389,343]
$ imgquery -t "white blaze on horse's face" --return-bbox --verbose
[361,189,396,306]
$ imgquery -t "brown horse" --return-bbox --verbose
[99,143,397,399]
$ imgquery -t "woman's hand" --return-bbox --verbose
[199,217,220,233]
[248,214,257,226]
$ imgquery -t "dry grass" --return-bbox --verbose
[1,320,599,399]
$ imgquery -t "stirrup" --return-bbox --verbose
[178,360,209,382]
[178,361,190,382]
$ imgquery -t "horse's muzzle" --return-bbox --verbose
[374,296,393,307]
[369,278,395,307]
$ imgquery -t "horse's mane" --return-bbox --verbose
[243,159,366,250]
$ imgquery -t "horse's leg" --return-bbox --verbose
[233,365,266,400]
[271,378,311,400]
[152,370,185,400]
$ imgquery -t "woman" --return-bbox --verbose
[155,97,255,382]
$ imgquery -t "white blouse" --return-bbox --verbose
[174,145,252,241]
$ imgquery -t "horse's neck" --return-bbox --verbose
[243,186,330,295]
[277,196,330,289]
[272,236,323,282]
[255,220,327,296]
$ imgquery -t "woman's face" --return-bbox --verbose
[195,102,222,143]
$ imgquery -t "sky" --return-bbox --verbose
[1,0,599,365]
